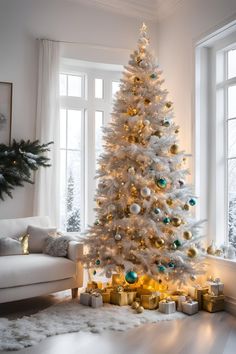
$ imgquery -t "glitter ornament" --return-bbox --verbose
[125,271,138,284]
[141,187,151,197]
[127,107,138,116]
[114,234,122,241]
[130,203,141,214]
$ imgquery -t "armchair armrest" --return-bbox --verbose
[67,241,84,262]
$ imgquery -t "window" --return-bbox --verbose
[59,61,121,232]
[195,22,236,249]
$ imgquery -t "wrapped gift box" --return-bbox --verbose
[182,300,198,315]
[188,286,208,309]
[141,294,159,310]
[126,291,137,305]
[208,281,224,296]
[101,292,111,303]
[203,294,225,312]
[110,291,128,306]
[86,281,104,290]
[171,295,187,311]
[80,292,92,306]
[91,294,103,308]
[159,300,176,314]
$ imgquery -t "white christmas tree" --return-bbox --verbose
[83,24,205,285]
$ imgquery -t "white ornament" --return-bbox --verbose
[130,203,141,214]
[114,234,122,241]
[144,120,150,126]
[128,166,136,175]
[141,187,151,197]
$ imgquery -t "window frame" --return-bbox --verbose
[59,62,122,232]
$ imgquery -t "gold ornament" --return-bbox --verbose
[136,306,144,314]
[165,101,172,109]
[106,213,113,221]
[154,130,163,138]
[134,76,142,84]
[123,123,129,131]
[136,56,143,64]
[127,107,138,116]
[183,204,190,211]
[155,238,165,248]
[128,135,138,143]
[170,144,179,154]
[175,128,180,134]
[132,301,140,310]
[187,247,198,258]
[171,217,182,227]
[131,184,138,198]
[207,242,216,255]
[190,274,197,281]
[144,98,151,105]
[183,231,192,240]
[166,198,173,206]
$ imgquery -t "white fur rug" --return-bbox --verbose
[0,299,186,351]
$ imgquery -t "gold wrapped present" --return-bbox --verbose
[141,294,159,310]
[101,292,111,303]
[112,273,125,286]
[203,294,224,312]
[127,292,137,305]
[110,291,128,306]
[188,286,208,310]
[208,280,224,296]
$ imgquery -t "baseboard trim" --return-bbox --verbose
[225,296,236,316]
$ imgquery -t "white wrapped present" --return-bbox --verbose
[208,280,224,296]
[159,300,176,314]
[80,292,92,306]
[182,300,198,315]
[177,295,187,311]
[91,293,103,308]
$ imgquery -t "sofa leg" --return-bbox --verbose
[71,288,78,299]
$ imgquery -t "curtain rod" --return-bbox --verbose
[37,38,131,52]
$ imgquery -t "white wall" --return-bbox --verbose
[157,0,236,313]
[0,0,157,219]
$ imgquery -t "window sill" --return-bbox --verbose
[207,254,236,269]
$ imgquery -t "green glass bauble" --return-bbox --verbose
[150,73,157,79]
[173,239,182,248]
[163,217,171,224]
[95,259,101,266]
[125,271,138,284]
[189,198,196,206]
[158,265,166,272]
[156,177,167,189]
[168,262,175,268]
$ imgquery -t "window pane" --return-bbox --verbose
[60,109,67,149]
[228,86,236,119]
[95,78,103,99]
[66,151,81,232]
[112,81,120,98]
[228,159,236,247]
[228,49,236,79]
[60,74,67,96]
[67,110,81,150]
[60,150,67,230]
[68,75,82,97]
[95,111,104,167]
[228,119,236,158]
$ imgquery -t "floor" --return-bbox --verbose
[1,292,236,354]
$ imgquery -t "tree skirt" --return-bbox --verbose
[0,300,186,351]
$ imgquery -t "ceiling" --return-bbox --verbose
[70,0,185,22]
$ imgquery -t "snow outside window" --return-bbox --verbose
[59,62,121,232]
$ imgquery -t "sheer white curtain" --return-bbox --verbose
[33,39,60,227]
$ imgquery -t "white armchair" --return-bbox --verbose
[0,216,84,304]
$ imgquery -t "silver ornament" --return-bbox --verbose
[114,234,122,241]
[130,203,141,214]
[141,187,151,197]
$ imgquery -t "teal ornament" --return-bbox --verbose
[189,198,196,206]
[168,262,175,268]
[150,73,157,79]
[163,217,171,224]
[154,208,161,215]
[93,270,97,275]
[95,259,101,266]
[173,239,182,248]
[158,265,166,272]
[156,177,167,189]
[125,271,138,284]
